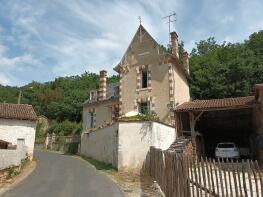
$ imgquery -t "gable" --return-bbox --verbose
[115,25,166,69]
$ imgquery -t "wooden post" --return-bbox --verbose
[189,111,204,157]
[175,112,181,137]
[189,112,197,156]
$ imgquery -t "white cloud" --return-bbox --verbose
[0,0,263,86]
[0,73,12,86]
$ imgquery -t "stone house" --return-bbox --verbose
[81,25,190,170]
[82,25,190,131]
[0,103,37,160]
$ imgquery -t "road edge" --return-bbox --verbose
[74,155,125,197]
[0,161,37,196]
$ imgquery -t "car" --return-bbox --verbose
[215,142,240,159]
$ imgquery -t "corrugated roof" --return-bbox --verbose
[0,103,37,121]
[175,96,255,112]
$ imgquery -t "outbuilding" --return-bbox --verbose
[0,103,37,160]
[174,92,263,160]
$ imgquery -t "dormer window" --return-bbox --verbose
[141,69,148,88]
[90,90,98,102]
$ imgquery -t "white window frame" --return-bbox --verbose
[87,112,94,129]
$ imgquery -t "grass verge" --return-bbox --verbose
[81,156,116,172]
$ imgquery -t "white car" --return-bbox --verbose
[215,142,240,159]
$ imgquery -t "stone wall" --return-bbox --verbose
[82,99,118,131]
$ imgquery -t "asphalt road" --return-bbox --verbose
[2,150,123,197]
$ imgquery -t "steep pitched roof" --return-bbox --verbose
[0,103,37,121]
[175,96,255,112]
[114,25,189,78]
[114,25,161,70]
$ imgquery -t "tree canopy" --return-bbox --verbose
[0,72,119,122]
[190,30,263,100]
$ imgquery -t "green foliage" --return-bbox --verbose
[82,156,116,172]
[0,72,118,136]
[36,121,46,137]
[119,111,159,122]
[0,72,119,122]
[68,142,79,154]
[7,166,18,179]
[47,120,82,136]
[190,31,263,100]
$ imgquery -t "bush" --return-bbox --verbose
[47,120,82,136]
[7,166,18,179]
[119,111,159,122]
[36,121,46,137]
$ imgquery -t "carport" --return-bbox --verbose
[174,96,258,158]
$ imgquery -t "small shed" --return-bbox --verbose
[174,96,259,159]
[0,103,37,160]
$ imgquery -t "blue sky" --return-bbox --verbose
[0,0,263,86]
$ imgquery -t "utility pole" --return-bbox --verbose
[162,12,176,44]
[18,90,22,104]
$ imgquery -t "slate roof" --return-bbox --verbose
[175,96,255,112]
[0,103,37,121]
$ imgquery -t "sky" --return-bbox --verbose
[0,0,263,87]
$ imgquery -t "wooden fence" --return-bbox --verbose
[150,147,263,197]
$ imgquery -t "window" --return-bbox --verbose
[141,69,148,88]
[87,112,94,129]
[139,102,150,114]
[90,90,97,102]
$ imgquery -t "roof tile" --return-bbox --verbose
[175,96,255,112]
[0,103,37,121]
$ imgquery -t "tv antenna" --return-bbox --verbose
[162,12,176,43]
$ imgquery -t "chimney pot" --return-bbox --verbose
[99,70,107,101]
[183,52,189,74]
[170,31,179,59]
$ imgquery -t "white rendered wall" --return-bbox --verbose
[0,118,36,159]
[118,121,176,170]
[80,123,118,167]
[0,140,27,170]
[80,121,176,171]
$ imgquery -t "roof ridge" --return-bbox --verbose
[190,96,254,103]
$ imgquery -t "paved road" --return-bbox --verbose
[2,151,123,197]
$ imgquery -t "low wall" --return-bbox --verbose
[80,123,118,167]
[80,121,176,171]
[118,121,176,170]
[0,142,26,170]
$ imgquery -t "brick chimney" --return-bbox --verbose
[99,70,107,101]
[170,31,179,59]
[183,52,189,74]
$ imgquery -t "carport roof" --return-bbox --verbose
[175,96,255,112]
